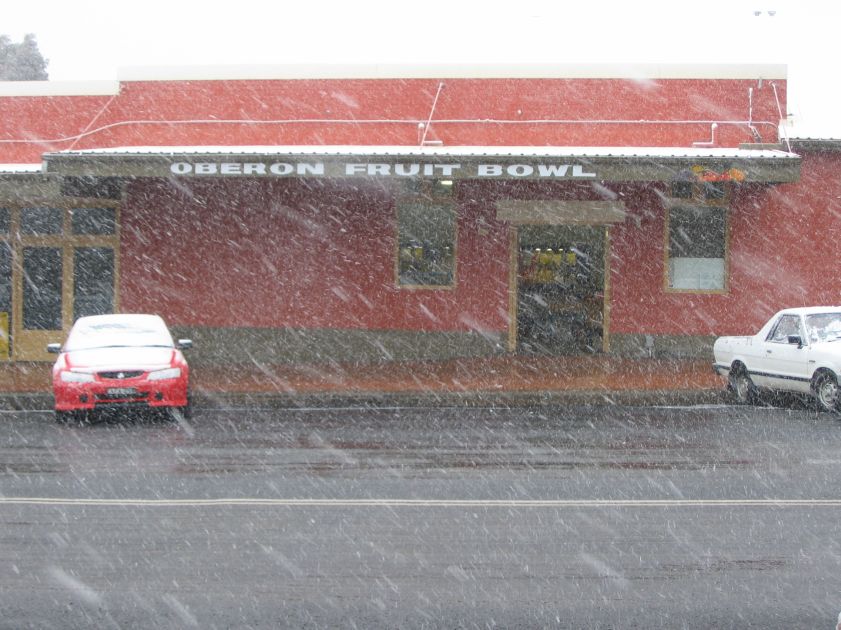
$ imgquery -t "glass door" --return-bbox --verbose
[11,205,119,361]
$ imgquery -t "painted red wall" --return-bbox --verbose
[609,151,841,337]
[9,72,830,343]
[118,155,840,339]
[2,76,784,162]
[119,178,511,333]
[0,94,114,162]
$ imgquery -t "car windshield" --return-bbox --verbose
[64,319,174,351]
[805,313,841,343]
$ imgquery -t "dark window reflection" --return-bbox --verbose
[21,207,63,235]
[72,207,116,235]
[23,247,62,330]
[0,241,10,312]
[74,247,114,320]
[669,206,726,258]
[397,201,456,287]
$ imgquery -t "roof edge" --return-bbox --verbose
[0,81,120,96]
[789,139,841,152]
[116,63,788,82]
[43,145,800,159]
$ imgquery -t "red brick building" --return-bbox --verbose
[2,64,829,365]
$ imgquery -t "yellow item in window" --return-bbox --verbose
[566,252,577,265]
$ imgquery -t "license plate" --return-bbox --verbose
[107,387,137,396]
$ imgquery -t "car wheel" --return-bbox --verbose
[814,371,840,413]
[729,366,756,405]
[55,410,88,425]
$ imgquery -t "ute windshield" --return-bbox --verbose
[64,316,174,352]
[805,312,841,343]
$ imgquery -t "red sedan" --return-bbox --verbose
[48,314,192,423]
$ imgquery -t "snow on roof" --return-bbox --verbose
[116,63,787,82]
[48,145,800,160]
[0,163,43,174]
[0,81,120,97]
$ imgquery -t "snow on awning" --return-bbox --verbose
[0,163,43,175]
[42,145,801,183]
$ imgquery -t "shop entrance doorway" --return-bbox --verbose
[516,225,607,354]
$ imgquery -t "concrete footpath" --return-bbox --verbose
[0,355,728,409]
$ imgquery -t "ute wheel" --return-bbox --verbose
[729,365,756,405]
[814,371,840,413]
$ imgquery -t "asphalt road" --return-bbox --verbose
[2,402,841,629]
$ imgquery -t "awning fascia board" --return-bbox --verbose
[497,200,627,225]
[0,172,62,201]
[42,147,802,183]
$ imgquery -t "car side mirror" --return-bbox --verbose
[177,339,193,350]
[46,343,62,354]
[787,335,803,348]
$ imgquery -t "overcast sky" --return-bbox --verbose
[4,0,838,137]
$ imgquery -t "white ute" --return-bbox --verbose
[713,306,841,412]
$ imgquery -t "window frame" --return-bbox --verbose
[3,201,121,361]
[766,314,805,344]
[663,184,731,294]
[394,181,458,290]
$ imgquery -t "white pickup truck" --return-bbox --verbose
[713,306,841,412]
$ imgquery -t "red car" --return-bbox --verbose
[48,314,192,423]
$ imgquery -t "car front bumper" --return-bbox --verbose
[53,376,189,411]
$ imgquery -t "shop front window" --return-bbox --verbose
[667,204,727,291]
[396,193,456,288]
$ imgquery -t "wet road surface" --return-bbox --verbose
[2,403,841,628]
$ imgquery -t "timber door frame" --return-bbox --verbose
[507,225,612,353]
[8,202,120,362]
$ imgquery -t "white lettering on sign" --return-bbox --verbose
[368,163,391,176]
[243,163,266,175]
[270,163,294,175]
[395,163,420,176]
[478,164,503,177]
[169,161,598,179]
[507,164,534,177]
[538,164,569,177]
[572,165,596,178]
[298,163,324,176]
[477,163,597,178]
[436,164,461,177]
